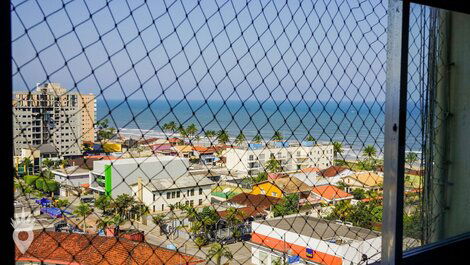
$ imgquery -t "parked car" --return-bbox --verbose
[80,197,95,204]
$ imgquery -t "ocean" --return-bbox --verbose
[97,99,422,158]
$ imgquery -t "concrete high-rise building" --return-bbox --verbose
[13,83,96,158]
[79,93,96,143]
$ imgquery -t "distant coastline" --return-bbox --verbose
[97,98,423,159]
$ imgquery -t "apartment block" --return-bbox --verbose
[223,143,334,175]
[89,156,190,197]
[13,83,93,157]
[78,93,96,143]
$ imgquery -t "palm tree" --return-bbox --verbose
[272,130,283,141]
[405,152,419,168]
[306,134,316,142]
[207,243,233,265]
[193,135,202,145]
[252,134,263,144]
[363,145,377,159]
[74,203,93,230]
[332,141,343,159]
[152,213,166,233]
[204,130,216,143]
[186,123,198,138]
[265,158,281,173]
[217,130,230,145]
[42,158,54,170]
[23,158,32,175]
[112,194,136,220]
[234,132,246,146]
[178,125,188,143]
[162,121,177,134]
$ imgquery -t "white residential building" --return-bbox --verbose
[52,166,90,196]
[223,143,334,175]
[89,156,189,197]
[130,174,213,212]
[249,215,381,265]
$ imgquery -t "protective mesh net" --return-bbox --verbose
[11,0,428,264]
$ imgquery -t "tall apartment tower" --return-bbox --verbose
[13,83,95,157]
[79,94,96,143]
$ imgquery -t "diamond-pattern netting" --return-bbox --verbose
[11,0,426,264]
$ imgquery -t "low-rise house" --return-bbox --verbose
[52,166,91,196]
[250,176,312,199]
[131,174,213,212]
[225,193,281,217]
[249,216,381,265]
[342,172,383,192]
[192,146,219,165]
[174,145,194,158]
[319,166,354,178]
[151,143,177,156]
[310,185,354,205]
[15,231,204,265]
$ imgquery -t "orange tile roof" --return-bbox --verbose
[218,206,267,220]
[251,232,342,265]
[312,185,353,200]
[301,167,321,173]
[319,166,349,177]
[16,231,204,265]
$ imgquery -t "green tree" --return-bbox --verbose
[217,130,230,145]
[245,172,268,184]
[22,158,32,175]
[234,132,246,145]
[265,158,281,173]
[95,195,112,215]
[74,203,93,230]
[363,145,377,159]
[163,121,177,133]
[152,213,167,232]
[332,141,343,159]
[272,193,299,217]
[111,194,136,220]
[207,243,233,265]
[204,130,217,144]
[42,158,54,169]
[272,130,283,141]
[306,134,316,142]
[54,199,69,209]
[405,152,419,168]
[252,134,263,144]
[351,188,366,200]
[186,123,198,138]
[97,118,116,141]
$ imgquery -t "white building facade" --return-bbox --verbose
[89,156,189,197]
[224,144,334,175]
[130,175,213,213]
[249,216,381,265]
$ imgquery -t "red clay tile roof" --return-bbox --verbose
[218,206,267,220]
[312,185,353,200]
[319,166,349,177]
[300,167,321,173]
[227,193,281,210]
[15,231,204,265]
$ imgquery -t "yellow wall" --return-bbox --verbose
[250,182,283,198]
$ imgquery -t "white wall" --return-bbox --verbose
[224,145,334,175]
[251,221,381,265]
[132,184,212,212]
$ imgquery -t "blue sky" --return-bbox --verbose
[11,0,388,102]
